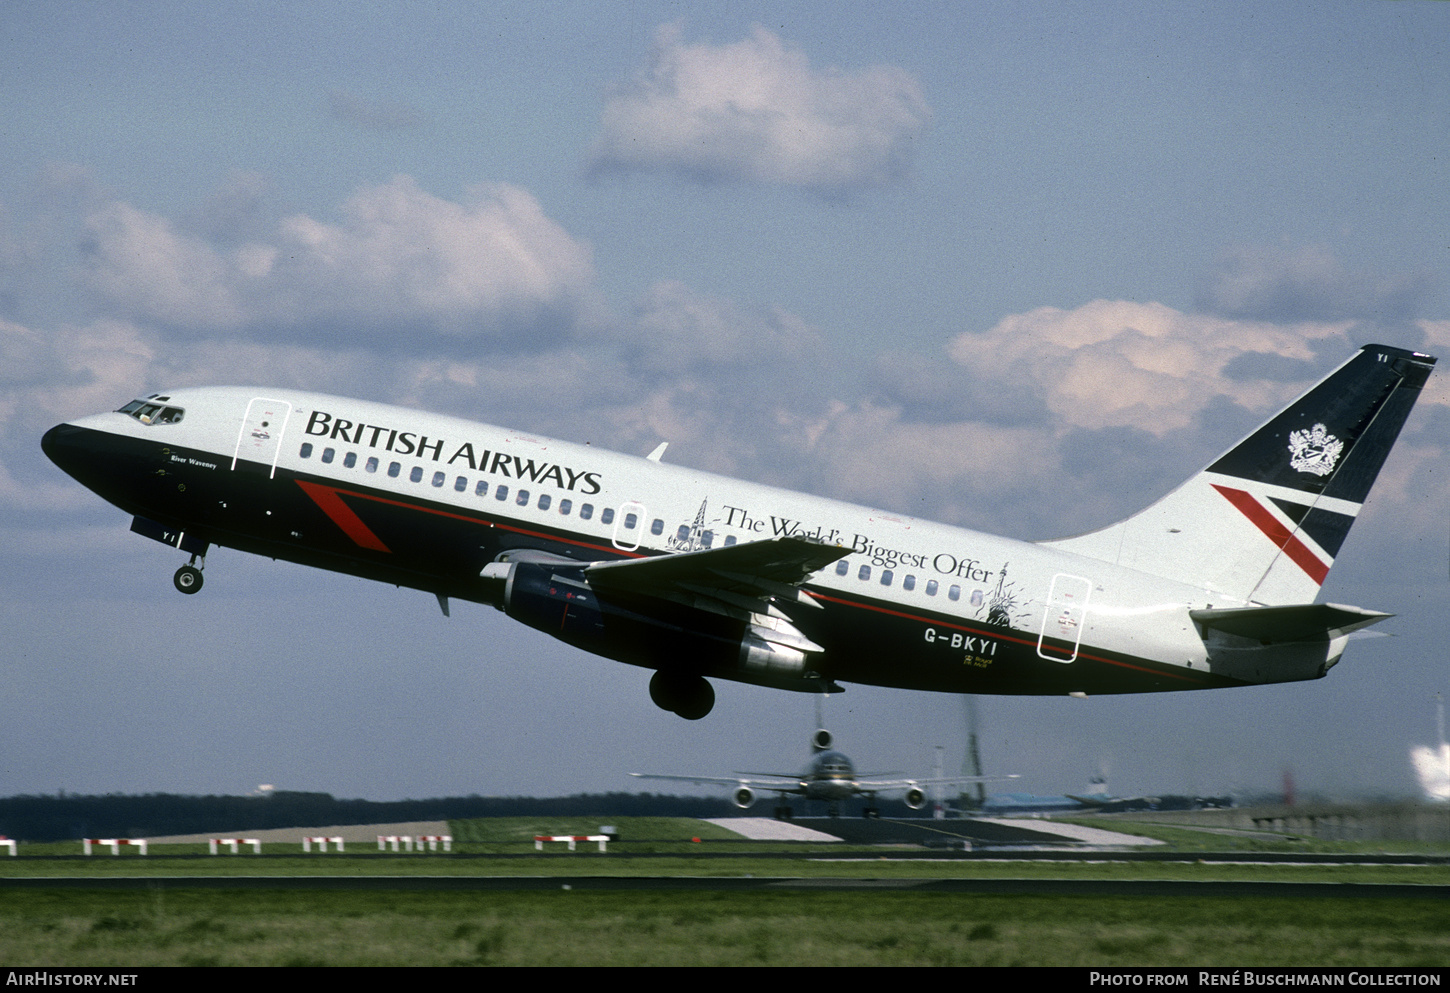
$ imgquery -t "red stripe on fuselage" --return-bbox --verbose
[1211,484,1329,585]
[295,479,392,552]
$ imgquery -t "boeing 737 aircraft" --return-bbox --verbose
[631,728,1011,817]
[41,344,1433,719]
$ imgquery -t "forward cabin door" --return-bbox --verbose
[231,397,293,479]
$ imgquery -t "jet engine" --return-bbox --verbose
[482,554,605,638]
[904,787,927,810]
[732,786,756,809]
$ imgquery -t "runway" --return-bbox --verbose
[712,816,1158,847]
[1,875,1445,898]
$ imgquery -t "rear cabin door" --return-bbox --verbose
[611,500,648,551]
[1037,573,1093,663]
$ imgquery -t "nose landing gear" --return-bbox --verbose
[173,554,205,594]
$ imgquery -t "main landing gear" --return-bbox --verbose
[173,554,205,594]
[649,670,715,720]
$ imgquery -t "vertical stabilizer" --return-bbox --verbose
[1042,345,1435,605]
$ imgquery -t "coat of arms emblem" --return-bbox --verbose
[1287,423,1343,476]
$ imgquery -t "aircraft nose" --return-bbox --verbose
[41,423,87,476]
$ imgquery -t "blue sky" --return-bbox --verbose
[2,1,1448,805]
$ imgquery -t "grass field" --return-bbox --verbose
[1,889,1446,967]
[2,817,1447,966]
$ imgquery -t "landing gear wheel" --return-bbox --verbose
[173,565,204,594]
[674,677,714,721]
[648,670,716,720]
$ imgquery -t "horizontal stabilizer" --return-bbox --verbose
[1189,602,1391,643]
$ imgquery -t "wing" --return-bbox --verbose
[854,774,1021,790]
[587,537,850,685]
[629,772,806,794]
[585,536,849,621]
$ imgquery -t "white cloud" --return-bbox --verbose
[947,299,1353,434]
[82,202,245,328]
[80,176,598,348]
[588,23,930,190]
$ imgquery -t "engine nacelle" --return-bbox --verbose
[738,632,809,679]
[904,787,927,810]
[485,557,605,638]
[732,786,756,809]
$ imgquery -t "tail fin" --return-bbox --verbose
[1042,344,1435,605]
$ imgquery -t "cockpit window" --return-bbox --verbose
[117,399,184,425]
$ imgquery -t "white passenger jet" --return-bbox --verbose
[631,727,1012,818]
[41,344,1433,719]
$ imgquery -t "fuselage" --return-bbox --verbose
[42,385,1324,699]
[801,750,859,802]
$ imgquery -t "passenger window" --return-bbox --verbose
[835,560,849,576]
[365,456,378,473]
[344,452,357,469]
[538,494,551,511]
[724,535,737,546]
[653,520,666,536]
[674,524,688,541]
[454,476,467,492]
[903,575,916,591]
[881,570,893,586]
[580,504,593,520]
[926,580,938,596]
[475,480,488,497]
[700,530,713,548]
[948,585,961,601]
[623,512,637,529]
[496,485,509,501]
[601,508,615,525]
[971,590,984,607]
[322,448,335,464]
[516,489,529,506]
[858,565,871,581]
[410,466,423,483]
[388,462,401,478]
[559,499,572,515]
[300,443,313,459]
[432,471,445,487]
